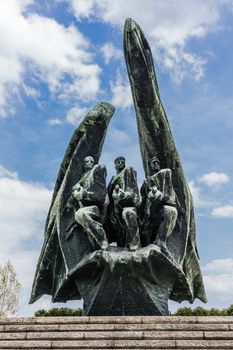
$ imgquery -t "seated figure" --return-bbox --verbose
[139,156,177,251]
[107,156,141,251]
[67,156,109,251]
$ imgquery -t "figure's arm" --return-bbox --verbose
[73,167,107,206]
[147,170,176,206]
[112,184,141,207]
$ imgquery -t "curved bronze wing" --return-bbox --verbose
[124,18,206,303]
[30,102,115,304]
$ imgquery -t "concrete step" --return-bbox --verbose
[0,316,232,349]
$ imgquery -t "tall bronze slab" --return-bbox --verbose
[124,18,206,304]
[30,102,115,304]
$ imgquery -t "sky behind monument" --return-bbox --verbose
[0,0,233,315]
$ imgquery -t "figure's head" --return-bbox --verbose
[149,156,160,175]
[84,156,95,172]
[114,156,126,174]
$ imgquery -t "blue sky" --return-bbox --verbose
[0,0,233,316]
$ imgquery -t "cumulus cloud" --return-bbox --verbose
[69,0,230,82]
[47,118,63,126]
[0,165,52,253]
[66,106,88,125]
[0,165,18,179]
[100,42,122,64]
[0,164,53,315]
[203,259,233,304]
[199,172,229,187]
[110,72,133,110]
[188,180,215,209]
[211,205,233,218]
[0,0,101,117]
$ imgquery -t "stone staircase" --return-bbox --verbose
[0,316,233,349]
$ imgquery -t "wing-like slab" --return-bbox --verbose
[30,102,115,304]
[124,18,206,303]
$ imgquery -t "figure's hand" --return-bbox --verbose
[112,184,126,203]
[73,184,87,201]
[148,186,163,201]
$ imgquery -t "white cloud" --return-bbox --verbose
[211,205,233,218]
[110,72,133,109]
[0,0,101,117]
[0,165,52,252]
[47,118,63,126]
[189,180,215,209]
[0,165,18,179]
[69,0,231,82]
[199,172,229,187]
[100,42,122,64]
[203,259,233,304]
[0,165,53,315]
[66,106,88,125]
[23,84,40,98]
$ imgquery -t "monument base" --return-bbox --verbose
[68,245,187,316]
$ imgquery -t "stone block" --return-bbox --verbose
[0,317,36,324]
[113,339,176,348]
[197,316,233,324]
[59,323,114,331]
[142,316,197,323]
[52,339,113,348]
[143,330,204,339]
[89,316,142,323]
[177,339,233,348]
[36,316,90,324]
[204,331,233,339]
[0,340,51,348]
[84,330,143,339]
[27,331,84,340]
[5,324,59,332]
[0,332,27,340]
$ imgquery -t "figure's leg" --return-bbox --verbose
[75,206,109,250]
[154,205,177,250]
[122,207,141,251]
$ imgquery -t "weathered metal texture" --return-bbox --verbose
[30,102,115,304]
[124,18,206,303]
[70,245,188,316]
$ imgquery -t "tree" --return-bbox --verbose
[0,261,21,317]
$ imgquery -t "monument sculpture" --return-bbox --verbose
[30,18,207,315]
